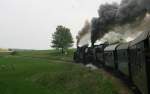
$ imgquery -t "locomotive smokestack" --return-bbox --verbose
[91,0,150,45]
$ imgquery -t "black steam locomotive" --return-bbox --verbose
[73,30,150,94]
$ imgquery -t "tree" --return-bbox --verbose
[51,25,74,54]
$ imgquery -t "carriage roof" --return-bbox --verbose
[104,44,119,51]
[117,43,130,50]
[130,30,150,46]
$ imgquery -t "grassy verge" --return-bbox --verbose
[0,49,132,94]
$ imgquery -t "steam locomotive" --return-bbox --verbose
[73,30,150,94]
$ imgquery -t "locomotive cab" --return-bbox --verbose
[84,47,94,64]
[94,44,108,67]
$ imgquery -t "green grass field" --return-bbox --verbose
[0,50,131,94]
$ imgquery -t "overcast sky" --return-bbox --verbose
[0,0,121,50]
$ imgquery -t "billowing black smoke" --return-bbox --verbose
[76,20,91,47]
[91,18,100,46]
[91,0,150,46]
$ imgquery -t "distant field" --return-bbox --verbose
[0,49,132,94]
